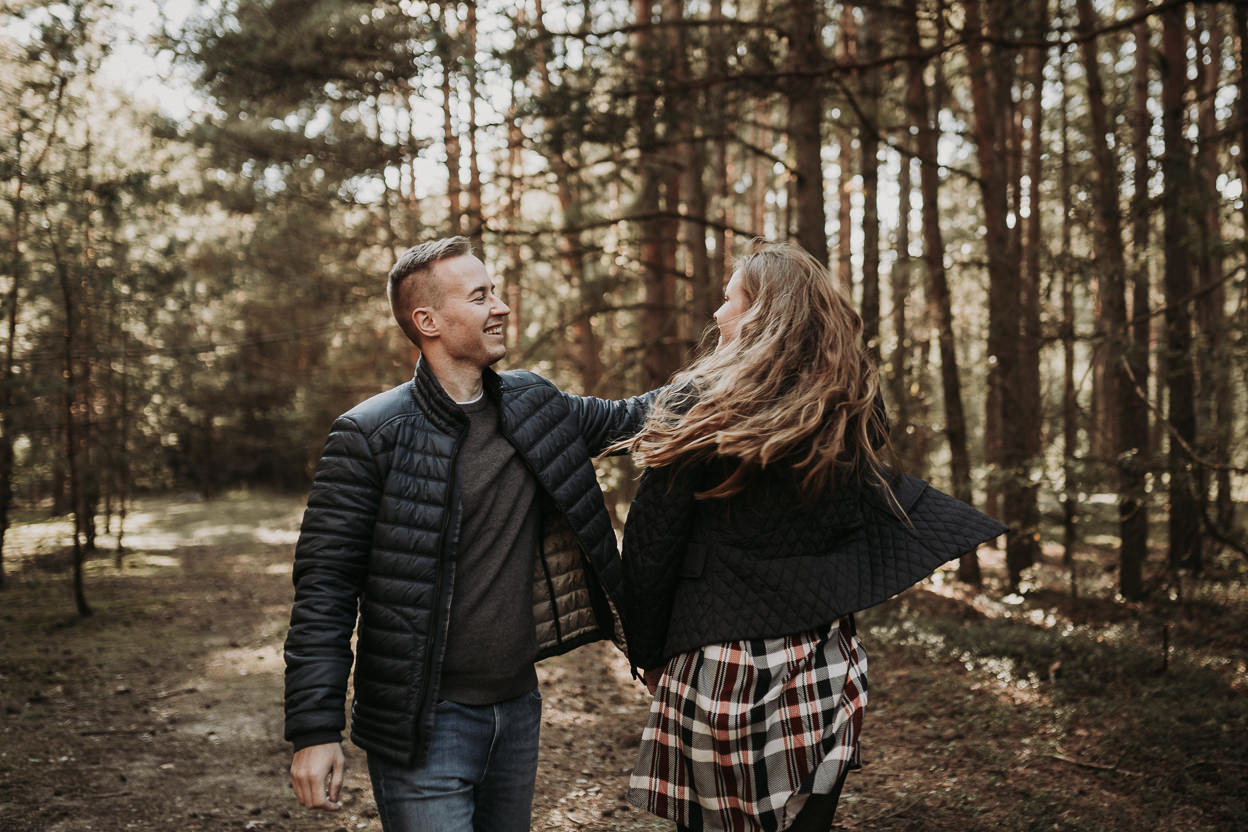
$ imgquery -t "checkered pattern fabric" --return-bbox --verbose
[627,618,866,831]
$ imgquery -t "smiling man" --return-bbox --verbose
[283,236,654,831]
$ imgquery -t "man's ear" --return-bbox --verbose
[412,307,438,340]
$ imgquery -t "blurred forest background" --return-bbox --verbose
[1,0,1246,615]
[3,2,1247,829]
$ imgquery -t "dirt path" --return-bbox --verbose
[1,492,1243,831]
[0,494,668,832]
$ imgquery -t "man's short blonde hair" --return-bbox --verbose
[386,236,474,346]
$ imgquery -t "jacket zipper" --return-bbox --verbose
[415,433,463,756]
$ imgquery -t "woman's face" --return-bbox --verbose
[714,270,750,349]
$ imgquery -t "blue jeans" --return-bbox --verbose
[366,688,542,832]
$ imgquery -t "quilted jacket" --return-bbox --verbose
[620,460,1007,670]
[284,360,654,764]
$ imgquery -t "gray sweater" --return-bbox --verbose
[438,395,541,704]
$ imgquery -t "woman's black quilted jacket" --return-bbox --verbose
[284,361,654,764]
[621,461,1006,671]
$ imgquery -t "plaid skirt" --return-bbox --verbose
[627,618,867,832]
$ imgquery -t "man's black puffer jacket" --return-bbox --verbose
[284,360,654,764]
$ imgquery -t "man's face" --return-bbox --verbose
[425,254,510,368]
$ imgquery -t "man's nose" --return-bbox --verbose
[491,293,510,316]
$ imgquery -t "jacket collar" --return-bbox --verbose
[409,357,505,434]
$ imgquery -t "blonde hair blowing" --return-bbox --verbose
[628,239,896,500]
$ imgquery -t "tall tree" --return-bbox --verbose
[1193,6,1232,541]
[440,3,465,235]
[1017,0,1046,588]
[633,0,680,388]
[1076,0,1135,597]
[1122,0,1153,599]
[836,4,857,290]
[787,0,829,266]
[858,3,882,354]
[1160,1,1201,572]
[1058,40,1079,584]
[965,0,1033,589]
[908,0,978,583]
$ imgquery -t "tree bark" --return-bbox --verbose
[1018,0,1047,590]
[1194,7,1232,541]
[836,5,857,291]
[788,0,829,267]
[858,3,881,356]
[905,0,979,583]
[676,0,715,349]
[1160,3,1201,572]
[892,141,913,463]
[503,24,524,354]
[1076,0,1136,598]
[1059,47,1079,588]
[634,0,680,388]
[1122,0,1153,599]
[440,2,463,236]
[51,233,91,617]
[966,0,1032,591]
[465,0,483,248]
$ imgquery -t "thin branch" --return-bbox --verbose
[828,75,982,185]
[1047,753,1145,777]
[1119,357,1248,475]
[1127,264,1246,326]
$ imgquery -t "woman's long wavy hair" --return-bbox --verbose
[623,239,898,500]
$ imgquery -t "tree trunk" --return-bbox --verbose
[787,0,828,267]
[1161,3,1201,572]
[675,0,714,349]
[80,134,97,555]
[0,145,23,590]
[503,47,524,353]
[1018,0,1047,588]
[1060,49,1079,588]
[836,5,857,291]
[1194,7,1232,542]
[115,329,130,559]
[966,0,1031,591]
[905,0,978,582]
[1076,0,1135,598]
[660,0,684,363]
[440,2,463,236]
[51,233,90,617]
[858,3,881,356]
[1122,0,1153,598]
[892,143,913,462]
[634,0,679,388]
[465,0,483,249]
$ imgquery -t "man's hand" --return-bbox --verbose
[291,742,345,811]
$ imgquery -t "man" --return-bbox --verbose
[284,236,654,831]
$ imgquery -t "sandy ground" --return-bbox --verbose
[1,491,1243,831]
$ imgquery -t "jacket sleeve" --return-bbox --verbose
[620,462,700,671]
[563,387,662,455]
[283,416,379,750]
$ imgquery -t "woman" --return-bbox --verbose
[618,240,1005,831]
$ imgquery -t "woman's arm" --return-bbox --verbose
[620,461,700,671]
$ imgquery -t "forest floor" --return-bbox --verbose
[0,490,1245,832]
